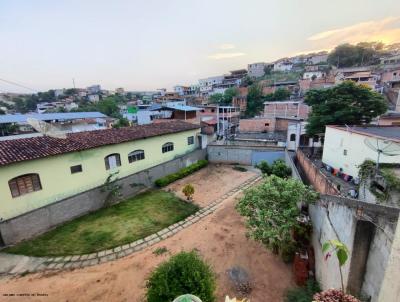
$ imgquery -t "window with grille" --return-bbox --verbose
[9,174,42,198]
[70,165,83,174]
[187,136,194,145]
[162,142,174,153]
[104,153,121,170]
[128,150,145,163]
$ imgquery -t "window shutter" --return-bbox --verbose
[105,157,110,170]
[32,174,42,191]
[116,154,121,166]
[9,179,19,197]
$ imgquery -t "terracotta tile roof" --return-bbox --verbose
[0,120,200,166]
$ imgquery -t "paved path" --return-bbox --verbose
[0,174,262,277]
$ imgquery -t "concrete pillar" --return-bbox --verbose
[347,220,375,297]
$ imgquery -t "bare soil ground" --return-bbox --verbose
[0,165,293,302]
[166,164,257,207]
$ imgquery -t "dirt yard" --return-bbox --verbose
[167,164,257,207]
[0,165,294,302]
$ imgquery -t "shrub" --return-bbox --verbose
[256,159,292,178]
[182,184,195,200]
[155,160,208,187]
[285,280,321,302]
[146,251,216,302]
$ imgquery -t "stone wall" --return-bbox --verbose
[0,149,206,246]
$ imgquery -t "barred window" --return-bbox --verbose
[9,174,42,198]
[187,136,194,145]
[104,153,121,170]
[70,165,83,174]
[162,142,174,153]
[128,150,145,163]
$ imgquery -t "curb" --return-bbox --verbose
[2,174,262,276]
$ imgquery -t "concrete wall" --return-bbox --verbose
[207,144,285,165]
[311,195,399,301]
[0,128,200,221]
[0,149,206,245]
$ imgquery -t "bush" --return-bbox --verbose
[155,160,208,187]
[285,280,321,302]
[256,159,292,178]
[146,251,216,302]
[182,184,195,200]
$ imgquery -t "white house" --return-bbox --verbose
[303,71,325,80]
[88,94,100,103]
[248,62,267,78]
[274,61,293,72]
[322,125,400,178]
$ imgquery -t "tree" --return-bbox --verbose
[146,251,216,302]
[245,83,263,117]
[305,81,387,136]
[0,109,5,115]
[327,42,381,67]
[223,87,239,104]
[208,93,224,104]
[263,65,273,75]
[182,184,195,201]
[256,159,292,178]
[112,117,130,128]
[97,99,120,117]
[236,175,318,255]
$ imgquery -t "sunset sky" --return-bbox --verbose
[1,0,400,93]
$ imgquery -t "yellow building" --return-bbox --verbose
[0,121,201,244]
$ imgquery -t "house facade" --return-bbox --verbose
[322,125,400,178]
[0,121,201,244]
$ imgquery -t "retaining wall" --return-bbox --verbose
[0,149,206,245]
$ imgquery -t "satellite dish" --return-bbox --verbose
[26,118,67,139]
[364,137,400,171]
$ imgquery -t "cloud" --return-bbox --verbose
[307,17,400,49]
[218,43,235,50]
[208,52,246,60]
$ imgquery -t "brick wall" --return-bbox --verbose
[296,148,339,195]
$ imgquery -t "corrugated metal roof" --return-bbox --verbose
[163,104,201,111]
[0,112,107,124]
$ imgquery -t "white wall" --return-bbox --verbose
[322,127,400,178]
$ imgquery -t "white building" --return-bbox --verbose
[286,120,323,151]
[65,102,78,111]
[274,61,293,72]
[303,71,325,80]
[54,89,64,98]
[199,75,224,94]
[307,54,328,65]
[322,125,400,178]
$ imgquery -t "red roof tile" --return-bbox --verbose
[0,120,200,166]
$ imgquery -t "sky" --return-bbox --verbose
[1,0,400,93]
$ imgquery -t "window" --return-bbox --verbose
[9,174,42,198]
[187,136,194,145]
[128,150,145,163]
[70,165,82,174]
[343,149,348,156]
[104,153,121,170]
[162,142,174,153]
[290,134,296,141]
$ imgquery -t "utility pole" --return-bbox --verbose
[72,78,76,89]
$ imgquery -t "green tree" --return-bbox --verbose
[112,117,130,128]
[327,42,381,67]
[236,175,318,255]
[97,99,120,117]
[245,83,263,117]
[264,65,273,75]
[208,93,224,104]
[305,81,387,136]
[13,97,27,113]
[223,87,239,104]
[146,251,216,302]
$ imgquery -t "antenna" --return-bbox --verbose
[26,118,67,139]
[363,137,400,172]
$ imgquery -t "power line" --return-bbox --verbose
[0,78,38,93]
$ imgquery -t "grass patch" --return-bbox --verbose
[153,247,168,256]
[4,190,198,257]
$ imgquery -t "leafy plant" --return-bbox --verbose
[256,159,292,178]
[285,279,321,302]
[313,289,360,302]
[182,184,195,201]
[322,240,349,293]
[146,251,216,302]
[101,171,122,206]
[155,160,208,187]
[236,175,318,261]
